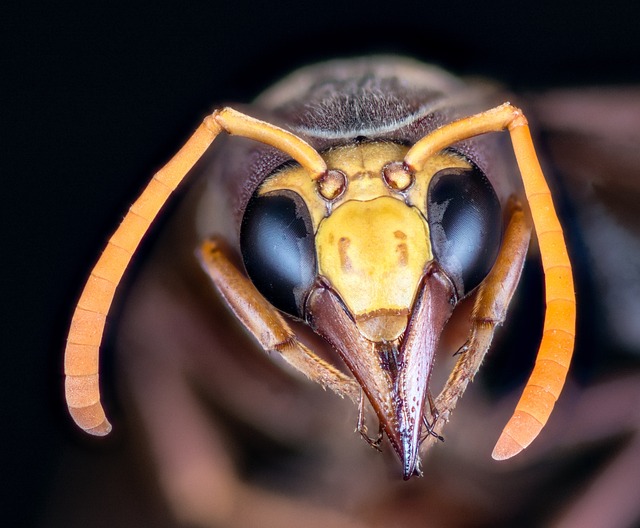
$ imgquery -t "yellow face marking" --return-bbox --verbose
[316,196,432,340]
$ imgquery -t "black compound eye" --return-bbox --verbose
[427,165,502,297]
[240,190,317,318]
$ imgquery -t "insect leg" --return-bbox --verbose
[421,391,444,442]
[421,202,531,453]
[356,390,383,450]
[198,239,360,402]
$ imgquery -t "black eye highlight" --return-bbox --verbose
[427,166,502,297]
[240,190,317,318]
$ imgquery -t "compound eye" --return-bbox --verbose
[240,190,317,318]
[427,166,502,297]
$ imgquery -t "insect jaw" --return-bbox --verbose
[306,264,455,479]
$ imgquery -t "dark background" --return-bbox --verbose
[3,1,640,526]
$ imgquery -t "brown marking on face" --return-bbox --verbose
[394,230,407,240]
[396,243,408,266]
[338,237,352,271]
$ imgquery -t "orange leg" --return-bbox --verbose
[197,239,360,402]
[406,103,576,460]
[65,108,329,435]
[421,202,532,453]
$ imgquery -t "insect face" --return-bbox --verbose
[240,141,502,476]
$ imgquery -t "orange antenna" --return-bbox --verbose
[404,103,576,459]
[64,108,327,435]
